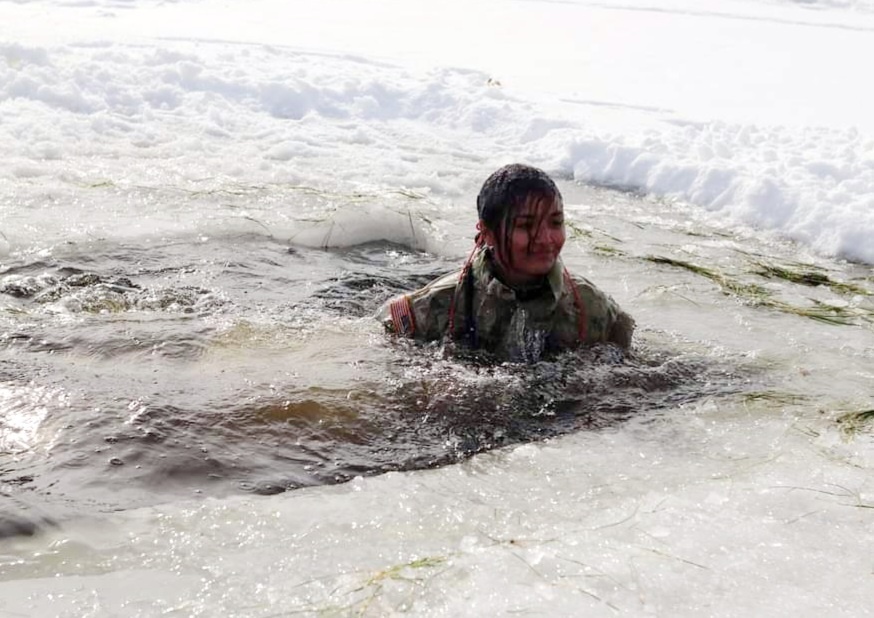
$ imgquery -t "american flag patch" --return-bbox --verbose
[389,296,416,337]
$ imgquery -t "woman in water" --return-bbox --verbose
[380,163,634,361]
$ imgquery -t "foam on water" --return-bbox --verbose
[1,224,744,516]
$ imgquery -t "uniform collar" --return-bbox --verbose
[471,246,565,301]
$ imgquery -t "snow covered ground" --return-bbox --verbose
[2,0,874,262]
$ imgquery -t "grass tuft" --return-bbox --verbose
[767,299,866,326]
[836,409,874,438]
[644,256,770,300]
[566,221,593,239]
[741,391,808,406]
[753,262,871,296]
[592,245,626,257]
[357,555,448,588]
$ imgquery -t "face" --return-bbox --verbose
[483,195,565,285]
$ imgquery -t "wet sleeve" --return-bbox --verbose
[607,301,635,349]
[377,271,459,341]
[569,274,633,347]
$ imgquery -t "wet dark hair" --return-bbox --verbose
[476,163,562,266]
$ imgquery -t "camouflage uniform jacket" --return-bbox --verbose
[379,247,633,361]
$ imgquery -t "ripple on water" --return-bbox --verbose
[0,236,757,528]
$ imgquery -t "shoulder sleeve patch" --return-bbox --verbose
[389,295,416,337]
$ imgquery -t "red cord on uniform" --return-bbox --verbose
[447,223,484,337]
[564,269,588,342]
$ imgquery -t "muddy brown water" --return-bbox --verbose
[0,230,747,537]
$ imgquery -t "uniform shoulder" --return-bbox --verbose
[408,269,459,302]
[566,272,611,304]
[378,268,461,339]
[565,271,635,348]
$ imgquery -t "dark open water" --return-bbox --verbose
[0,231,747,536]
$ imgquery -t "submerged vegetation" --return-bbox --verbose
[644,256,770,299]
[643,255,874,328]
[752,262,871,296]
[740,391,809,406]
[836,409,874,438]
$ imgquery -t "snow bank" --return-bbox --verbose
[0,42,519,193]
[2,0,874,263]
[556,122,874,263]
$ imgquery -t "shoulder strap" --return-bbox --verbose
[563,269,588,343]
[448,242,482,346]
